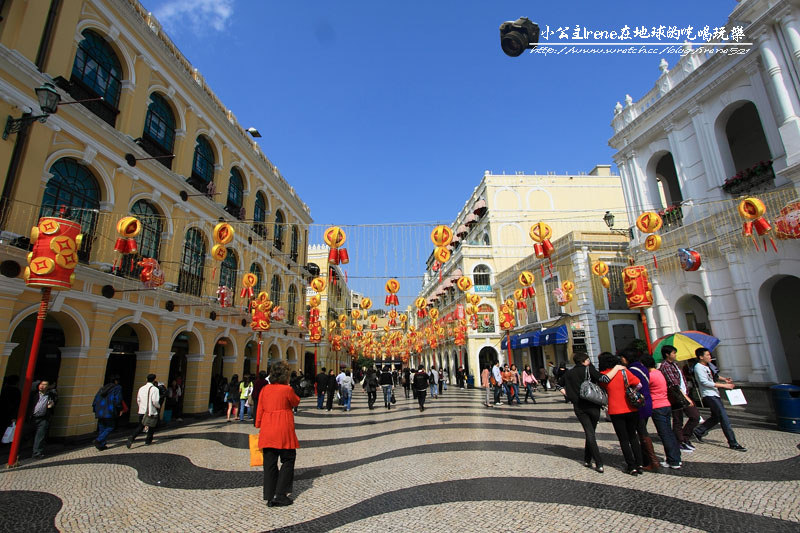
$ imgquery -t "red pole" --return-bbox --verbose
[506,330,513,366]
[458,346,463,367]
[7,287,51,468]
[314,344,318,374]
[640,310,653,355]
[255,332,262,373]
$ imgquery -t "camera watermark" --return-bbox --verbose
[529,24,753,56]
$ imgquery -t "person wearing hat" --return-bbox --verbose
[92,374,123,451]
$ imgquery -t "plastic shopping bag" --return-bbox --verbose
[249,434,263,467]
[2,421,16,444]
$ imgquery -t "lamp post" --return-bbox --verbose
[603,211,633,238]
[3,83,61,140]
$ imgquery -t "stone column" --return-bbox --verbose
[49,346,91,438]
[722,246,770,382]
[572,248,601,364]
[688,104,727,196]
[757,30,800,164]
[649,277,674,338]
[184,352,211,415]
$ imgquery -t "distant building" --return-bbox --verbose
[411,167,628,380]
[305,245,351,372]
[609,0,800,386]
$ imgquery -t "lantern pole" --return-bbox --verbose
[640,310,653,355]
[314,343,318,374]
[7,287,51,468]
[506,330,513,366]
[255,332,262,373]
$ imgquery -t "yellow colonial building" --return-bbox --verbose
[0,0,311,438]
[411,166,640,381]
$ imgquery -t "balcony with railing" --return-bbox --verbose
[722,160,775,195]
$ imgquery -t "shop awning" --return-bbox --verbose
[535,325,568,346]
[518,330,539,346]
[500,334,520,350]
[473,199,487,216]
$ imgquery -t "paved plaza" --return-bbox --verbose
[0,387,798,532]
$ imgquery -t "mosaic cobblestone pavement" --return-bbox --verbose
[1,388,799,532]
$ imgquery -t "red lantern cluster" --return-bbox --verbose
[251,292,272,332]
[324,226,350,265]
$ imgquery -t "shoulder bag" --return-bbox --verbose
[667,385,690,409]
[622,370,645,409]
[579,366,608,406]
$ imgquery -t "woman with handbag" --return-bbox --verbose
[521,365,538,404]
[643,355,682,469]
[599,352,644,475]
[621,349,657,471]
[256,360,299,507]
[564,352,625,473]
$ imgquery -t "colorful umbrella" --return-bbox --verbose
[652,331,720,363]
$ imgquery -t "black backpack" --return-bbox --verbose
[157,383,168,404]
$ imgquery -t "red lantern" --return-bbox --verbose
[138,258,165,288]
[25,217,82,290]
[738,197,777,252]
[324,226,349,265]
[622,265,653,310]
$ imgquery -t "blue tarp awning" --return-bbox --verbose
[500,334,520,350]
[535,325,568,346]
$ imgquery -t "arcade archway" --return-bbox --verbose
[760,275,800,383]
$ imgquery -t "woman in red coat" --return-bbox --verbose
[599,352,643,475]
[256,360,300,507]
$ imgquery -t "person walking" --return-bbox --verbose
[402,367,411,399]
[522,365,538,404]
[643,355,682,469]
[127,374,160,448]
[693,348,746,451]
[30,380,58,458]
[256,360,300,507]
[429,366,439,399]
[226,374,239,422]
[325,369,337,411]
[509,364,522,405]
[314,368,328,410]
[492,361,503,405]
[239,375,253,422]
[340,370,355,412]
[599,353,644,475]
[379,366,393,410]
[413,365,430,411]
[537,367,548,391]
[481,366,492,407]
[622,349,658,471]
[363,367,379,409]
[563,353,624,473]
[659,345,700,453]
[92,374,122,451]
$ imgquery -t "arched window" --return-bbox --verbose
[287,284,297,323]
[142,93,175,168]
[219,249,237,305]
[40,158,100,262]
[249,263,263,294]
[482,232,491,246]
[477,304,495,334]
[253,192,267,238]
[226,168,244,219]
[270,274,282,310]
[120,200,163,277]
[190,136,215,193]
[178,228,206,296]
[290,225,299,262]
[473,264,491,290]
[69,29,122,126]
[273,210,285,251]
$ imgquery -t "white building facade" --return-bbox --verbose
[609,0,800,386]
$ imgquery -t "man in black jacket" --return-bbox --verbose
[315,368,328,410]
[413,365,429,412]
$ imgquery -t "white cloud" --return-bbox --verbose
[154,0,235,33]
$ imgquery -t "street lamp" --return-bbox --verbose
[603,211,633,238]
[3,83,61,140]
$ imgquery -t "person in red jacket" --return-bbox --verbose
[256,360,300,507]
[599,352,643,475]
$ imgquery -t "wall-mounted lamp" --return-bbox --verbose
[4,83,104,140]
[247,127,262,138]
[603,211,633,239]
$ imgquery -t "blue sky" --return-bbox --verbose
[140,0,740,305]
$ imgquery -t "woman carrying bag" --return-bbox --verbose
[599,352,644,475]
[563,352,625,473]
[256,360,299,507]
